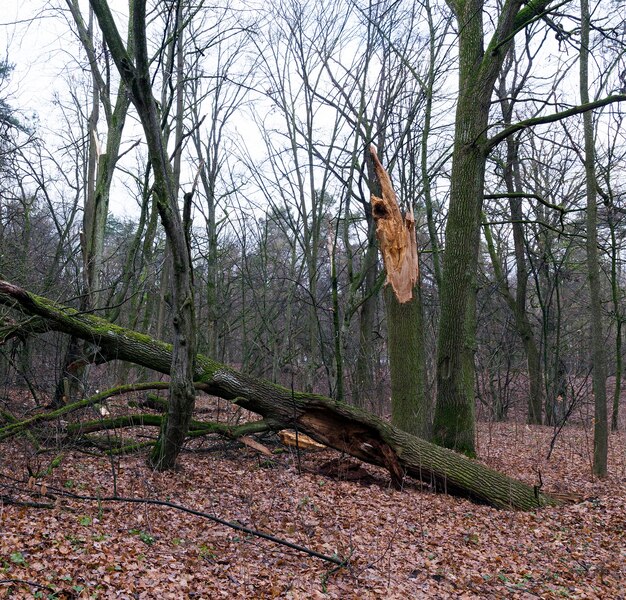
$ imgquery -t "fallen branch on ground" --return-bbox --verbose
[0,280,563,510]
[0,475,347,566]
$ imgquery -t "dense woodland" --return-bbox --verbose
[1,0,625,597]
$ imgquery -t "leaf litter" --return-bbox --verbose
[0,394,625,599]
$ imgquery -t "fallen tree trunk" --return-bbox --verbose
[0,280,560,509]
[65,414,270,438]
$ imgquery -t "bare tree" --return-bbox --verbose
[580,0,607,476]
[90,0,196,470]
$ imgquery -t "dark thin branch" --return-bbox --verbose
[0,477,347,566]
[481,219,586,238]
[487,94,626,151]
[0,495,54,509]
[484,192,565,213]
[0,579,57,593]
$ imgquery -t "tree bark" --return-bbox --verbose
[0,279,561,510]
[384,284,430,438]
[580,0,608,477]
[434,0,553,455]
[434,0,496,456]
[89,0,197,470]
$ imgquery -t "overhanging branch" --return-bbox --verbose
[487,94,626,151]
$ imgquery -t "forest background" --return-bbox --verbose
[0,0,626,597]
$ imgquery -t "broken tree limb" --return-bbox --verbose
[0,280,561,509]
[368,146,419,303]
[65,414,270,439]
[0,382,171,442]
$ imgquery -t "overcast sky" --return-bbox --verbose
[1,1,146,217]
[2,2,68,116]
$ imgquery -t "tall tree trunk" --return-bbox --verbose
[433,0,552,455]
[353,214,379,409]
[580,0,608,477]
[483,219,538,420]
[58,0,132,408]
[509,190,544,426]
[433,1,487,456]
[612,317,622,432]
[494,47,546,425]
[421,0,444,292]
[504,139,544,424]
[328,222,344,402]
[66,0,132,307]
[90,0,196,471]
[608,203,622,432]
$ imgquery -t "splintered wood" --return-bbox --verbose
[278,430,327,451]
[369,146,419,303]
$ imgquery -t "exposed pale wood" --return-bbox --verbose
[240,436,273,456]
[369,146,419,304]
[278,430,326,451]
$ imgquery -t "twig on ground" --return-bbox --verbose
[0,579,59,594]
[0,494,54,508]
[0,475,347,567]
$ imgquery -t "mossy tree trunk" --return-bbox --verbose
[384,284,430,439]
[90,0,196,471]
[0,279,561,510]
[433,0,553,455]
[436,3,626,443]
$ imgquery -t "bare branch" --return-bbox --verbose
[487,94,626,151]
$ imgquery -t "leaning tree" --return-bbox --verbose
[0,277,564,511]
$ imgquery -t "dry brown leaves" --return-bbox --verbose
[1,400,625,599]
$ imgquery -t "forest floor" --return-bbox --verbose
[1,391,625,599]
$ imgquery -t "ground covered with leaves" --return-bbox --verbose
[1,392,625,599]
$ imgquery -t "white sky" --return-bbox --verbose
[2,2,74,116]
[1,1,149,218]
[1,1,131,108]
